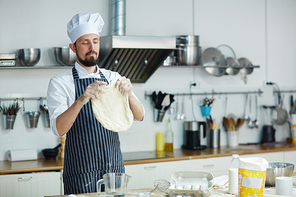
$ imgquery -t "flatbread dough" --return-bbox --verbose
[91,80,133,132]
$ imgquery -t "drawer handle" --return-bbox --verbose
[144,166,156,170]
[203,164,214,168]
[18,176,32,181]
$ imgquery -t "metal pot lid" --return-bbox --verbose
[201,47,227,77]
[226,57,240,75]
[238,57,253,75]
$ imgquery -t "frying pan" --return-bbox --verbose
[201,47,227,77]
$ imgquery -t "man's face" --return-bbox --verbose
[72,33,100,67]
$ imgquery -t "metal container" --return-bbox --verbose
[176,35,201,65]
[208,129,220,148]
[265,162,294,186]
[53,47,76,66]
[3,115,16,130]
[18,48,41,66]
[26,111,40,128]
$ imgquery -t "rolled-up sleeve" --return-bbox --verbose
[47,77,73,137]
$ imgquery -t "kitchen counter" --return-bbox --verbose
[1,143,296,174]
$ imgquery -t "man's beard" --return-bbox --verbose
[77,51,98,67]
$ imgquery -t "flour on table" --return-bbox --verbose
[91,80,133,132]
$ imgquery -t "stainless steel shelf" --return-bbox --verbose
[0,65,72,69]
[162,64,260,68]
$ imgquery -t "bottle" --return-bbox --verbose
[164,117,174,152]
[292,114,296,145]
[156,130,164,151]
[228,154,239,195]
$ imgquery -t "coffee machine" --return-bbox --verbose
[182,121,207,150]
[261,105,276,143]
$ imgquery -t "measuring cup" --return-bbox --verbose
[97,173,131,197]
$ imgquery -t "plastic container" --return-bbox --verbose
[156,130,164,151]
[165,117,174,152]
[228,154,239,195]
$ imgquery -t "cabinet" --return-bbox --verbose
[125,151,285,190]
[0,171,61,197]
[284,150,296,171]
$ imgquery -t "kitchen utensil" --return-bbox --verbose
[252,95,259,128]
[182,121,207,150]
[150,179,170,194]
[265,162,294,187]
[175,35,201,65]
[18,48,41,66]
[42,144,61,159]
[161,94,170,111]
[217,44,240,75]
[235,118,245,131]
[180,96,186,120]
[175,97,181,120]
[261,105,276,143]
[40,104,50,128]
[247,95,254,128]
[97,173,131,196]
[238,57,253,75]
[201,47,227,76]
[53,47,76,66]
[26,111,40,128]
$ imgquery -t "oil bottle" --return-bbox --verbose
[164,117,174,152]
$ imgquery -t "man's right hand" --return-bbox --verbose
[77,81,107,105]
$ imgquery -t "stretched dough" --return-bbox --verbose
[91,80,133,132]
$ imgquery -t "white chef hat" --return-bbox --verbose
[67,13,104,43]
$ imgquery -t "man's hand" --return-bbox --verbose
[115,77,132,97]
[78,81,107,105]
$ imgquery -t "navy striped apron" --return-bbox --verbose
[63,67,125,195]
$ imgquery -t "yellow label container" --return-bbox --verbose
[292,125,296,145]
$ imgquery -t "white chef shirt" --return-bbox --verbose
[47,62,141,137]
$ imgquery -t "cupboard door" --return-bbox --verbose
[284,150,296,171]
[0,171,61,197]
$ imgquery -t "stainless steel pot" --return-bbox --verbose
[175,35,201,65]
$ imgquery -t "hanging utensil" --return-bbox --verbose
[201,47,227,77]
[252,95,259,128]
[160,94,170,111]
[180,95,186,120]
[248,95,254,128]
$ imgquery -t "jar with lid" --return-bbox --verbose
[228,154,239,195]
[164,117,174,152]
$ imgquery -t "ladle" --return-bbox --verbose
[247,95,254,128]
[252,95,259,128]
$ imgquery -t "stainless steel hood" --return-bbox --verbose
[98,35,176,83]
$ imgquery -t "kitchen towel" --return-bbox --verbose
[7,149,37,161]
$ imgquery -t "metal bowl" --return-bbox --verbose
[265,162,294,186]
[53,47,76,66]
[18,48,41,66]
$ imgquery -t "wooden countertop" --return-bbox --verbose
[1,143,296,174]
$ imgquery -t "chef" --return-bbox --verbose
[47,13,144,194]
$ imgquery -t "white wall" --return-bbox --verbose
[0,0,295,160]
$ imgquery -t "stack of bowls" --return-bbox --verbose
[18,48,41,66]
[175,35,201,65]
[53,47,76,66]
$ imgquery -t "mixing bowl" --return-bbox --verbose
[53,47,76,66]
[265,162,294,186]
[18,48,41,66]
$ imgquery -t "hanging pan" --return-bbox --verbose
[201,47,227,77]
[217,44,240,75]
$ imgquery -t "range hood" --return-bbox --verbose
[98,35,176,83]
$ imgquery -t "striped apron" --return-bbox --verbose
[63,67,125,194]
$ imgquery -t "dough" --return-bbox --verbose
[91,80,133,132]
